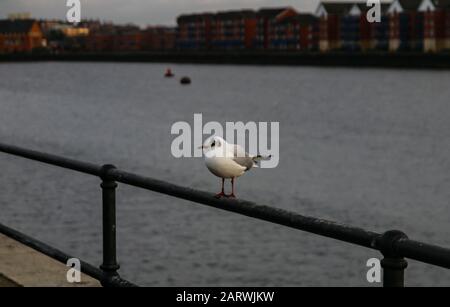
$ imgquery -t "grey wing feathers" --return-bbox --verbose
[232,145,256,171]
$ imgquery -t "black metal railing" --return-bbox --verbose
[0,141,449,287]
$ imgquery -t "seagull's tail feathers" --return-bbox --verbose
[252,155,272,167]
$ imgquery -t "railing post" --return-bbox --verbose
[99,164,120,286]
[377,230,408,287]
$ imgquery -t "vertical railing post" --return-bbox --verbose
[99,164,120,286]
[377,230,408,287]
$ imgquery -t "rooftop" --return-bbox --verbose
[257,7,292,17]
[397,0,423,11]
[319,2,360,15]
[432,0,450,8]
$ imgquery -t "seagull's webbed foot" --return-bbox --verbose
[215,178,226,198]
[226,193,236,199]
[214,192,227,199]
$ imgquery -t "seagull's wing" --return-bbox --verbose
[231,144,255,171]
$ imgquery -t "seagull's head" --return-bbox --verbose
[199,136,226,152]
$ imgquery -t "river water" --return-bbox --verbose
[0,62,449,286]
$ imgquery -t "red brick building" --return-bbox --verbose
[176,13,214,50]
[114,32,143,52]
[419,0,450,52]
[88,24,176,53]
[387,0,424,51]
[368,3,392,51]
[269,13,319,50]
[297,14,320,51]
[340,3,391,52]
[315,2,355,52]
[176,8,318,51]
[255,7,298,49]
[142,27,176,51]
[87,33,115,52]
[211,10,257,50]
[87,24,121,52]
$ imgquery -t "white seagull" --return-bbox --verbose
[200,136,270,198]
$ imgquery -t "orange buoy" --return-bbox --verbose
[165,68,174,78]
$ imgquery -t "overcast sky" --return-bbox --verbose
[0,0,351,26]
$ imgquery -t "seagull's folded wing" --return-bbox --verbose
[231,145,255,171]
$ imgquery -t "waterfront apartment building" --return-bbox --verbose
[87,24,175,52]
[297,14,320,50]
[0,19,44,53]
[141,27,176,51]
[174,2,450,53]
[314,1,388,52]
[86,23,119,52]
[255,7,298,49]
[269,13,319,51]
[315,2,356,52]
[176,8,309,51]
[114,28,143,52]
[176,13,214,50]
[369,3,392,51]
[211,10,257,50]
[339,2,391,52]
[314,0,449,53]
[419,0,450,52]
[387,0,424,51]
[340,3,370,51]
[176,8,316,51]
[86,33,115,52]
[87,25,141,52]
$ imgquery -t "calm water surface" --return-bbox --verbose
[0,62,449,286]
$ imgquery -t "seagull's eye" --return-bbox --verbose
[211,141,215,147]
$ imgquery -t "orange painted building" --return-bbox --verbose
[0,19,44,53]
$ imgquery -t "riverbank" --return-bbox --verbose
[1,52,450,69]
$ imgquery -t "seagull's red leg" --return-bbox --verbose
[228,178,236,198]
[215,178,226,198]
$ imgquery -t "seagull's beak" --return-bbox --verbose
[198,145,207,150]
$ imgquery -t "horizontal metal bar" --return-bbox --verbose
[0,142,102,177]
[395,238,450,269]
[109,169,380,249]
[0,223,137,287]
[1,142,450,270]
[105,170,450,269]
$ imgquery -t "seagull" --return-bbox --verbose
[200,136,270,198]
